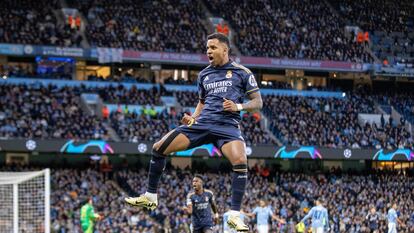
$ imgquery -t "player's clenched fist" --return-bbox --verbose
[181,113,195,126]
[223,98,242,112]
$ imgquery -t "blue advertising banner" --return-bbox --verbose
[0,44,23,55]
[0,139,413,161]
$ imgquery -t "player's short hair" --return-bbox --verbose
[79,197,92,208]
[207,33,230,50]
[316,197,325,205]
[194,174,204,182]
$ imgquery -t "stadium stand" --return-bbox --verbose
[375,92,414,124]
[96,85,163,106]
[204,0,373,62]
[0,81,274,145]
[263,93,414,149]
[0,84,108,140]
[0,0,82,47]
[0,0,380,63]
[80,0,209,53]
[1,79,413,148]
[1,1,414,233]
[3,165,413,232]
[329,0,414,65]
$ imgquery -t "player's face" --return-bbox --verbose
[192,177,203,191]
[206,39,228,66]
[259,200,265,207]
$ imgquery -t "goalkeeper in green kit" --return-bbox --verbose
[80,197,102,233]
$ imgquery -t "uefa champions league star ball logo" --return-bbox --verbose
[25,140,37,151]
[343,149,352,158]
[138,143,148,153]
[249,75,257,87]
[245,146,252,156]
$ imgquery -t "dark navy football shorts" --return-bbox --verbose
[175,122,244,150]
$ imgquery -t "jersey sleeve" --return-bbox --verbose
[392,210,398,218]
[197,73,206,102]
[267,207,274,216]
[242,72,259,95]
[301,208,313,222]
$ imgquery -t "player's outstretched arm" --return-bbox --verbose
[192,100,205,119]
[240,209,254,218]
[181,100,205,125]
[397,217,405,227]
[300,208,313,223]
[210,196,219,223]
[272,214,286,224]
[182,204,193,215]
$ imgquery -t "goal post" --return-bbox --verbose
[0,169,50,233]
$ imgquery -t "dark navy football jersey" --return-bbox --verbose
[197,60,260,127]
[186,189,215,229]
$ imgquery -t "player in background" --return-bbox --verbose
[243,200,285,233]
[182,175,219,233]
[125,32,262,232]
[80,197,102,233]
[365,207,380,233]
[387,203,405,233]
[299,199,329,233]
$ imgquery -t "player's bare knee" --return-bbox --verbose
[232,156,247,166]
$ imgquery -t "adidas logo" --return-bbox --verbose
[205,76,209,81]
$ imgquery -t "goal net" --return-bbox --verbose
[0,169,50,233]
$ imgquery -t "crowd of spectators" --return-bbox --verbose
[240,113,277,146]
[204,0,372,62]
[263,93,414,149]
[375,92,414,124]
[163,77,196,85]
[7,0,414,65]
[110,166,414,232]
[173,91,198,107]
[1,159,414,233]
[0,0,82,46]
[331,0,413,34]
[330,0,414,64]
[82,0,208,53]
[0,84,108,140]
[96,85,163,106]
[2,79,414,149]
[0,0,382,63]
[0,81,274,145]
[110,107,180,143]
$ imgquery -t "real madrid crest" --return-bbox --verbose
[226,70,232,78]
